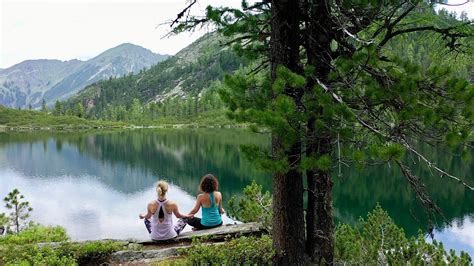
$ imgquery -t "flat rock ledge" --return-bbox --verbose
[110,245,191,264]
[139,221,262,245]
[110,222,262,264]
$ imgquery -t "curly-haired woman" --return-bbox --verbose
[184,174,225,230]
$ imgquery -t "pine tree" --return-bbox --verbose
[41,99,47,113]
[76,102,84,118]
[130,98,142,121]
[3,189,33,234]
[171,1,474,263]
[54,100,62,116]
[65,107,73,116]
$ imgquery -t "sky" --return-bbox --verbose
[0,0,243,69]
[0,0,473,69]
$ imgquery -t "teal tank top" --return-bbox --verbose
[201,192,222,226]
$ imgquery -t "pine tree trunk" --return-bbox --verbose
[272,144,307,264]
[270,0,308,264]
[15,203,19,234]
[304,0,335,263]
[306,138,334,264]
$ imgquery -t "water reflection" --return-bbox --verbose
[0,129,270,240]
[0,129,271,195]
[333,143,474,237]
[0,129,472,256]
[0,168,208,240]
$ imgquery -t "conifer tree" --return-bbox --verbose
[54,100,62,116]
[76,102,84,118]
[41,99,47,113]
[3,189,33,234]
[171,0,474,264]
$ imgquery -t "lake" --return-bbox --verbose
[0,129,472,256]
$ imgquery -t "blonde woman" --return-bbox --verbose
[139,180,192,240]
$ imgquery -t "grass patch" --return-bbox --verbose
[0,106,125,129]
[0,225,68,245]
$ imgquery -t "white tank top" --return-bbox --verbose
[150,199,177,240]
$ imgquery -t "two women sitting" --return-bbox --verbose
[139,174,224,240]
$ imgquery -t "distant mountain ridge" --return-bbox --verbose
[67,32,248,118]
[0,44,169,108]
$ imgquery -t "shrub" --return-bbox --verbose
[57,241,122,265]
[0,225,68,245]
[184,235,274,265]
[0,233,121,265]
[335,204,472,264]
[0,244,75,265]
[227,180,272,231]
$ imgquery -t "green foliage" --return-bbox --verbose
[0,238,121,265]
[334,204,472,264]
[0,225,68,245]
[0,213,7,232]
[75,102,84,118]
[3,189,33,234]
[65,33,248,125]
[185,204,471,265]
[0,244,76,266]
[227,181,272,231]
[0,241,121,265]
[0,192,121,265]
[184,235,274,265]
[57,241,122,265]
[53,101,62,116]
[0,105,125,129]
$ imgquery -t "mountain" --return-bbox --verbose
[0,59,83,108]
[0,44,169,109]
[68,32,247,117]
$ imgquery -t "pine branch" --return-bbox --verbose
[395,160,443,217]
[170,0,197,28]
[379,23,472,48]
[315,78,474,191]
[400,139,474,191]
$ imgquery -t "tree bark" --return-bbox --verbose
[270,0,307,264]
[304,0,335,264]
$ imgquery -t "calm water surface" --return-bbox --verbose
[0,129,472,256]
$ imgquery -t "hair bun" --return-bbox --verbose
[156,180,169,197]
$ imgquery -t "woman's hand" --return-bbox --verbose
[220,208,225,215]
[139,214,145,219]
[185,213,194,219]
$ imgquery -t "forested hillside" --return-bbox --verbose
[66,33,248,122]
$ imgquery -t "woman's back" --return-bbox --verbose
[201,192,222,226]
[150,199,177,240]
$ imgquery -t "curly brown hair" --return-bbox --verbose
[199,174,219,193]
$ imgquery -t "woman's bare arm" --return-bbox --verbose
[187,194,202,215]
[170,201,193,218]
[218,192,225,214]
[139,202,156,219]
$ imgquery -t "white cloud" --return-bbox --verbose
[447,216,474,248]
